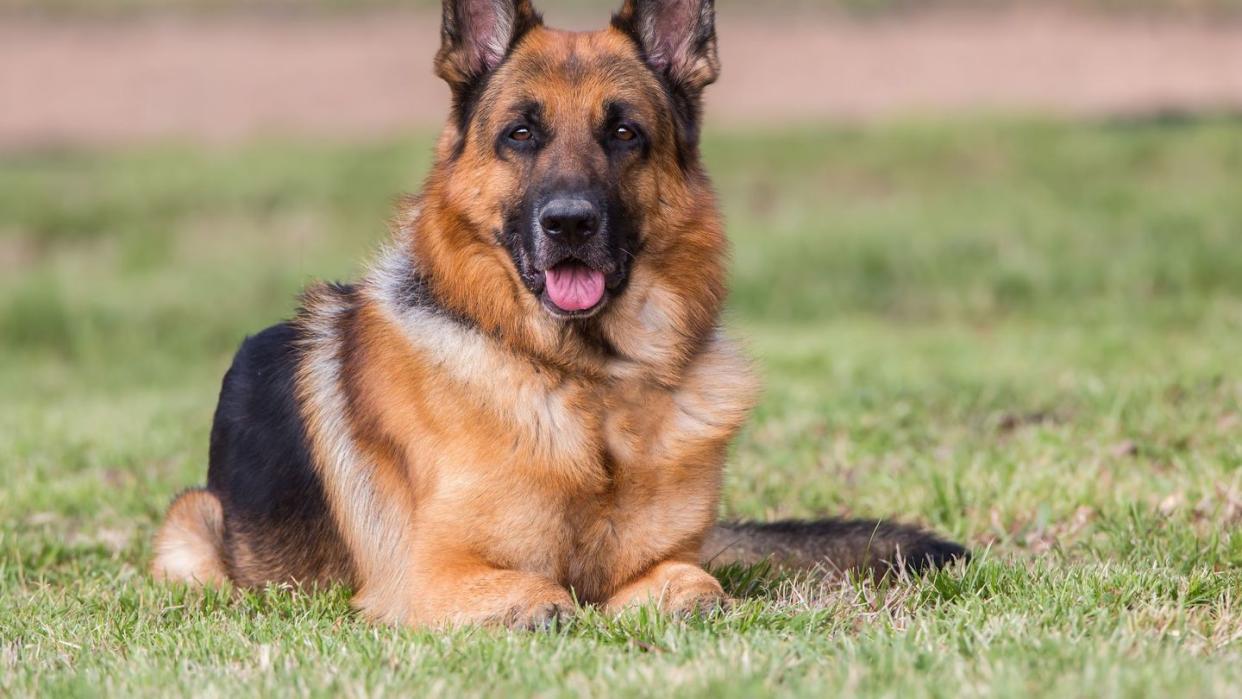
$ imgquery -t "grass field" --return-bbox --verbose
[3,116,1242,696]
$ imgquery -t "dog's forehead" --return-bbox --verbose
[512,26,641,72]
[485,27,664,120]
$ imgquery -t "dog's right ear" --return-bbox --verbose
[435,0,542,98]
[611,0,719,96]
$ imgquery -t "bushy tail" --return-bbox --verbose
[702,518,968,576]
[150,488,229,585]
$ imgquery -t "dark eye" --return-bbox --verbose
[613,125,637,142]
[509,126,533,142]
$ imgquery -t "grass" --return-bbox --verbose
[3,115,1242,696]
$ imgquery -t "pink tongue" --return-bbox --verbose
[545,264,606,312]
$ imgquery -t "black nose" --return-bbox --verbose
[539,198,599,245]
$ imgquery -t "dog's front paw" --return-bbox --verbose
[507,594,574,631]
[606,561,730,617]
[407,568,576,630]
[661,565,731,617]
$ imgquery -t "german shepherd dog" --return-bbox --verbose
[151,0,967,628]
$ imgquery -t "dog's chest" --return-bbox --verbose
[473,348,755,598]
[384,305,756,596]
[497,372,718,596]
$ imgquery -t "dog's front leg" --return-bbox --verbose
[405,554,575,630]
[604,558,729,617]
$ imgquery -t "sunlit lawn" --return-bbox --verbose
[3,117,1241,696]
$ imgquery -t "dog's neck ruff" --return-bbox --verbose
[365,235,469,325]
[360,201,726,388]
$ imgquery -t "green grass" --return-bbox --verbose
[3,116,1242,696]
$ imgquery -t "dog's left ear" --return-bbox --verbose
[612,0,720,96]
[435,0,543,97]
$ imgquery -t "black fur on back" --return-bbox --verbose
[206,321,355,587]
[703,518,969,576]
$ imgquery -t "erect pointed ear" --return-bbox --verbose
[612,0,719,95]
[435,0,543,95]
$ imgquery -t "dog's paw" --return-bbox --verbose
[606,562,730,617]
[505,589,575,631]
[662,566,730,617]
[667,587,732,618]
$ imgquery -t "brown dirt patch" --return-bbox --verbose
[2,9,1241,149]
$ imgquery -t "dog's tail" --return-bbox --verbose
[150,488,229,586]
[702,518,969,575]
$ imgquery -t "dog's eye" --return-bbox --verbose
[509,126,533,142]
[613,125,636,142]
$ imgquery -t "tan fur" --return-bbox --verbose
[287,266,757,625]
[150,489,228,586]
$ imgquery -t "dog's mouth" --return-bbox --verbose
[542,260,608,318]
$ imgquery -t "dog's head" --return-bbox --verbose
[430,0,720,321]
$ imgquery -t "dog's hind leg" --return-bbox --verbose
[150,488,229,585]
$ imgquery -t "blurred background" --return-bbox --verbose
[4,0,1242,596]
[6,0,1242,148]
